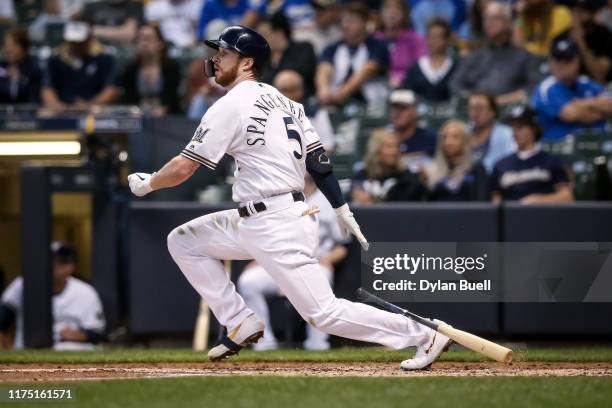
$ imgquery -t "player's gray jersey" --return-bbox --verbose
[181,81,322,203]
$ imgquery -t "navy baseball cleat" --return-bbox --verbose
[208,314,265,361]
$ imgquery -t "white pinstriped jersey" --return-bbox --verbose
[181,80,322,203]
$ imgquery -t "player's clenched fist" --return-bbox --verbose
[335,204,369,251]
[128,172,154,197]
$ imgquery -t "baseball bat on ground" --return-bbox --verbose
[356,288,513,364]
[193,298,210,351]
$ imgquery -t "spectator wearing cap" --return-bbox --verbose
[120,24,181,116]
[423,120,488,201]
[533,38,612,141]
[274,69,335,150]
[374,0,426,88]
[81,0,143,45]
[196,0,266,43]
[513,0,572,57]
[467,92,516,174]
[401,18,458,103]
[554,0,612,84]
[302,0,342,55]
[350,128,425,203]
[41,21,119,111]
[450,1,541,105]
[388,89,438,172]
[316,1,389,108]
[490,106,573,203]
[0,28,42,104]
[258,12,317,97]
[145,0,203,48]
[0,242,106,350]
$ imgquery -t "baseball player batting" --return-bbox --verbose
[128,25,449,370]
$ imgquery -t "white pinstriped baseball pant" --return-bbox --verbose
[166,198,430,349]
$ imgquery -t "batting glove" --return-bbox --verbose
[128,172,154,197]
[335,203,369,251]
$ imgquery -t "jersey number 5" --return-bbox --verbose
[283,116,303,160]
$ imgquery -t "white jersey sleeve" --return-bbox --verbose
[302,113,323,155]
[1,277,23,312]
[180,96,241,171]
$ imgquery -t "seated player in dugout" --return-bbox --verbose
[490,106,574,204]
[0,242,106,350]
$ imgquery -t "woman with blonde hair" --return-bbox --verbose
[350,129,424,203]
[423,120,488,201]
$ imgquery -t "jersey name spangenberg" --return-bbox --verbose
[246,91,307,146]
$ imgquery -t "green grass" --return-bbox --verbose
[5,377,612,408]
[1,346,612,364]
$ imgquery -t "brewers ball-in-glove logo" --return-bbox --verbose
[191,126,209,143]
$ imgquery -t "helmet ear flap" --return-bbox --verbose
[203,58,216,77]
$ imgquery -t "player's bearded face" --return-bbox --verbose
[212,48,242,86]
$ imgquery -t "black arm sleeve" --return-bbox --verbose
[0,304,16,331]
[309,170,346,209]
[305,148,346,209]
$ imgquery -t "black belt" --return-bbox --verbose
[238,192,304,218]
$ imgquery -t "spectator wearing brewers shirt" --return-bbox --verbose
[316,1,389,108]
[387,89,438,172]
[41,21,118,111]
[533,38,612,141]
[350,129,425,203]
[490,106,573,204]
[0,242,106,350]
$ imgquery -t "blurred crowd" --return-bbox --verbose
[1,0,611,203]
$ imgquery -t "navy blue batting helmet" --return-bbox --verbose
[204,25,271,73]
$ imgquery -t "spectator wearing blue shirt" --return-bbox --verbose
[276,0,316,39]
[388,89,438,172]
[315,1,389,108]
[197,0,265,41]
[491,106,573,203]
[467,92,516,174]
[533,38,612,141]
[42,22,119,111]
[408,0,467,36]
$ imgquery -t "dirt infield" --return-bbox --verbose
[1,362,612,382]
